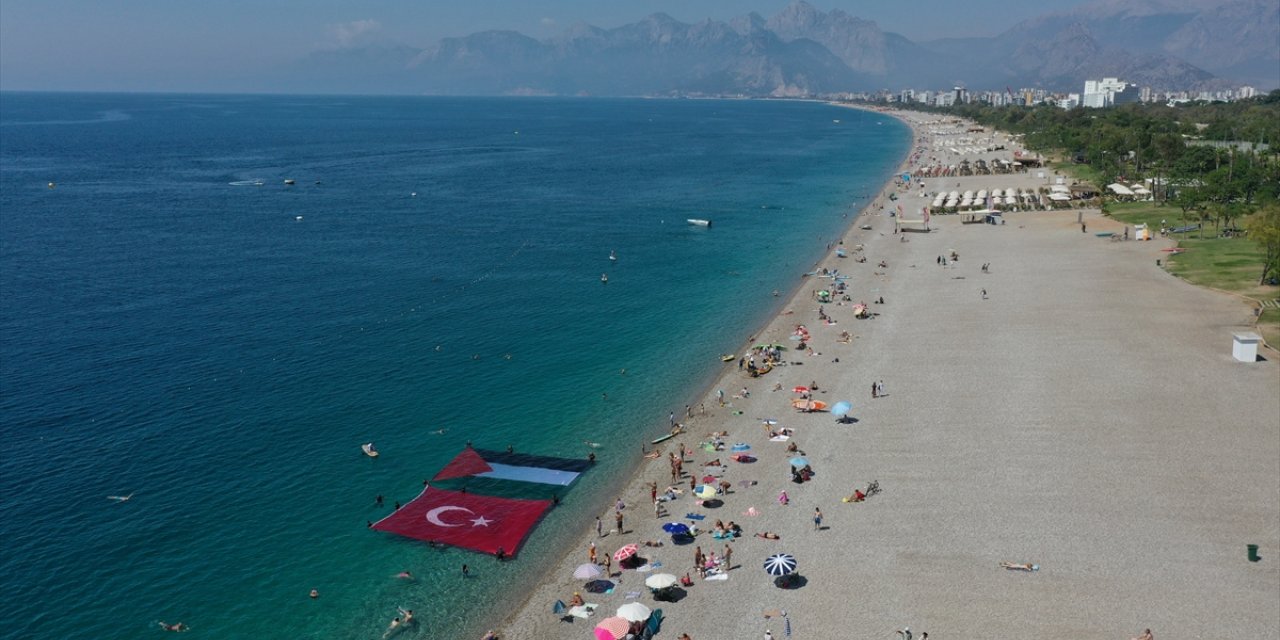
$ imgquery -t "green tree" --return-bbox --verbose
[1243,204,1280,285]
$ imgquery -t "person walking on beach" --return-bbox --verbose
[589,542,597,564]
[877,380,885,398]
[723,543,733,571]
[981,288,988,300]
[615,510,624,534]
[596,516,604,537]
[872,381,878,399]
[603,551,613,576]
[813,507,823,530]
[693,546,704,572]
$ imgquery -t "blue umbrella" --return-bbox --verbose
[763,553,797,576]
[831,401,852,417]
[731,443,751,452]
[553,599,567,614]
[789,456,809,468]
[662,522,690,535]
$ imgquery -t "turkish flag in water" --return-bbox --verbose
[372,486,552,557]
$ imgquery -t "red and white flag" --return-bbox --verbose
[372,486,551,557]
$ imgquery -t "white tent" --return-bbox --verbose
[1107,183,1135,196]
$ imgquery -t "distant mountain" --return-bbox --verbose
[291,0,1278,96]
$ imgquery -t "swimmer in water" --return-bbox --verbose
[107,493,134,502]
[395,571,413,580]
[382,617,401,638]
[429,428,448,435]
[158,621,189,632]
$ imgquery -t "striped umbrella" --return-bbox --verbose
[594,616,631,639]
[574,563,602,579]
[613,544,638,562]
[763,553,797,576]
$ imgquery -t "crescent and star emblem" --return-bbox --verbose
[425,505,494,528]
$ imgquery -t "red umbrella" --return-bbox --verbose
[792,386,810,393]
[613,544,638,562]
[595,617,631,639]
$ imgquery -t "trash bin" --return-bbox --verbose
[1233,332,1261,362]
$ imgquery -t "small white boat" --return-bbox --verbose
[362,443,379,458]
[601,273,608,283]
[609,250,617,262]
[284,179,296,185]
[687,219,712,227]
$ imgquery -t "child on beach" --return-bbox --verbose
[777,490,789,506]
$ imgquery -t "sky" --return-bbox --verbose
[0,0,1093,92]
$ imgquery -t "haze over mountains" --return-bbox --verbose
[290,0,1279,96]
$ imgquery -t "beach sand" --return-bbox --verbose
[491,109,1280,640]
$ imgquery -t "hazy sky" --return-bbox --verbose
[0,0,1091,92]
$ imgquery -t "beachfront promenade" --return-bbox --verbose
[497,111,1280,640]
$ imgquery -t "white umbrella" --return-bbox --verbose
[616,602,652,623]
[574,563,603,579]
[645,573,679,589]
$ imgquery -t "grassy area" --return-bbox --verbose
[1104,201,1280,347]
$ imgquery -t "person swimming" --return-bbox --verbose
[395,571,413,580]
[157,621,189,632]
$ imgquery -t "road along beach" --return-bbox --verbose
[492,108,1279,640]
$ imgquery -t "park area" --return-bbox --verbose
[1104,201,1279,346]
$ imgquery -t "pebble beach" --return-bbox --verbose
[493,108,1280,640]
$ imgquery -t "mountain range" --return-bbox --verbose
[288,0,1279,97]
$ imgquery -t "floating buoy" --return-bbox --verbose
[47,182,56,189]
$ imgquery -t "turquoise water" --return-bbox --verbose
[0,94,908,638]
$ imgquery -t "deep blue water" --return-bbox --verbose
[0,93,908,639]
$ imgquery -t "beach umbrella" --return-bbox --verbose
[574,563,603,579]
[731,443,751,452]
[594,617,631,640]
[616,602,652,622]
[789,456,809,468]
[763,553,798,576]
[662,522,690,535]
[831,401,852,417]
[613,544,638,562]
[694,485,718,499]
[584,579,615,593]
[645,573,679,589]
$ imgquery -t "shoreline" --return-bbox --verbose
[491,107,1279,640]
[487,104,923,638]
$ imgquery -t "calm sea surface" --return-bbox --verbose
[0,93,908,638]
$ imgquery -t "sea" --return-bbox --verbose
[0,93,909,639]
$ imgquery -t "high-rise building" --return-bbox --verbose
[1082,77,1129,107]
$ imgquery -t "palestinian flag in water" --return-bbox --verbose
[433,447,592,486]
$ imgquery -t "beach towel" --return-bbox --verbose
[568,604,598,619]
[685,513,706,520]
[745,507,760,516]
[625,591,642,600]
[704,573,729,581]
[769,435,790,442]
